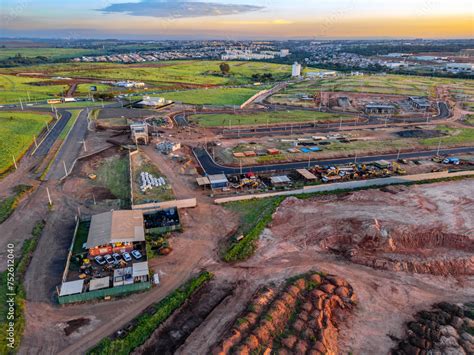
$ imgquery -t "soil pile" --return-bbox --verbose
[212,273,356,355]
[392,302,474,355]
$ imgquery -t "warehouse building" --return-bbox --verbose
[365,103,396,115]
[409,97,431,111]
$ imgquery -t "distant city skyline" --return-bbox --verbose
[1,0,473,39]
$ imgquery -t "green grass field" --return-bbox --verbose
[190,110,350,127]
[94,155,131,201]
[164,87,262,105]
[421,125,474,146]
[0,111,52,173]
[0,74,67,104]
[1,61,291,87]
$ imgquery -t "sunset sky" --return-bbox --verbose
[1,0,473,39]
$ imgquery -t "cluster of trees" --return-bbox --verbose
[251,73,274,82]
[0,53,50,67]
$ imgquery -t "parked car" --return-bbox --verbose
[104,254,114,264]
[94,256,106,265]
[122,252,132,262]
[112,253,122,263]
[131,250,142,260]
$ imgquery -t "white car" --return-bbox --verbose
[94,256,106,265]
[131,250,143,260]
[122,252,132,262]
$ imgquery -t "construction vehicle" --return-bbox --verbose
[392,162,406,175]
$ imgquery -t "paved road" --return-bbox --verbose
[32,110,72,157]
[46,110,89,180]
[221,102,450,138]
[193,146,474,175]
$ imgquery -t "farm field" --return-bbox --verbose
[0,111,52,173]
[164,87,262,105]
[0,74,68,104]
[276,74,474,98]
[190,110,350,127]
[1,61,291,87]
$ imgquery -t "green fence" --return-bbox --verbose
[58,281,151,304]
[147,224,181,235]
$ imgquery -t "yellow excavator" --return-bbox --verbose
[392,162,406,175]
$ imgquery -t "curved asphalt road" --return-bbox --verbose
[221,102,450,138]
[194,146,474,175]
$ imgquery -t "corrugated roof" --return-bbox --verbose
[296,169,317,180]
[89,277,110,291]
[86,210,145,248]
[59,280,84,296]
[196,176,210,186]
[208,174,228,184]
[271,175,291,184]
[133,261,149,278]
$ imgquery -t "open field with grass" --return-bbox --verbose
[223,197,284,262]
[274,74,474,99]
[164,87,262,105]
[190,110,350,127]
[421,125,474,146]
[0,74,68,104]
[0,111,52,173]
[1,61,291,87]
[94,155,131,201]
[0,48,95,60]
[75,83,113,95]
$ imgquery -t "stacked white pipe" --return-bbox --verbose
[139,171,166,192]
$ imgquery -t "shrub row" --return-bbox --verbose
[88,271,213,355]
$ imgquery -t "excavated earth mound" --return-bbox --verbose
[392,302,474,355]
[212,273,356,355]
[266,181,474,276]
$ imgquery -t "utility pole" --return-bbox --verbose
[54,108,59,120]
[46,187,53,206]
[354,152,357,164]
[397,148,401,160]
[12,155,17,170]
[45,122,50,132]
[82,140,87,152]
[339,117,343,130]
[307,154,311,168]
[437,141,441,156]
[19,98,24,111]
[34,135,38,148]
[63,160,68,177]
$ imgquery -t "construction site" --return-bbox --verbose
[0,58,473,355]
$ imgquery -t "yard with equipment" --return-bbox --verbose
[190,110,349,127]
[0,111,52,174]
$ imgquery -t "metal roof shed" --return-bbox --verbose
[89,276,110,291]
[208,174,228,189]
[270,176,291,185]
[86,210,145,248]
[59,280,84,296]
[133,262,149,278]
[296,169,317,180]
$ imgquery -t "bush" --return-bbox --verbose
[0,185,33,224]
